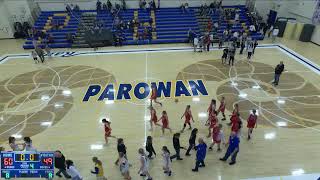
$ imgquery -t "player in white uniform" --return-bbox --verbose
[138,148,152,180]
[162,146,172,176]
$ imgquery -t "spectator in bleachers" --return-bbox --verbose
[185,3,189,13]
[181,3,186,13]
[188,29,195,44]
[193,36,199,52]
[47,33,54,44]
[121,0,126,10]
[205,34,210,51]
[213,21,219,32]
[249,24,256,33]
[145,0,150,12]
[207,21,212,32]
[66,4,72,14]
[66,33,74,43]
[74,4,80,12]
[209,1,216,15]
[228,46,236,66]
[139,0,146,9]
[96,0,102,12]
[103,3,108,11]
[115,3,121,11]
[239,40,245,54]
[210,33,214,47]
[107,0,112,11]
[272,26,279,42]
[151,0,156,10]
[235,11,239,22]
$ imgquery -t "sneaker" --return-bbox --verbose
[164,171,168,173]
[199,164,205,168]
[219,158,226,161]
[177,158,183,160]
[168,171,172,176]
[189,127,192,130]
[55,173,62,178]
[229,161,236,165]
[185,153,191,156]
[147,178,153,180]
[192,169,198,172]
[221,118,226,121]
[140,174,146,177]
[217,148,221,152]
[209,147,213,151]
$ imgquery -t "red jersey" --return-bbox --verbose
[230,107,239,123]
[231,120,240,133]
[184,110,192,123]
[161,115,169,128]
[247,114,257,128]
[212,126,221,143]
[150,88,157,100]
[151,109,157,123]
[209,111,217,128]
[218,101,226,113]
[207,102,216,115]
[104,124,112,136]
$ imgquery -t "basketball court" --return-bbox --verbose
[0,38,320,180]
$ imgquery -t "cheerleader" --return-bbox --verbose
[91,157,107,180]
[180,105,194,133]
[247,109,258,140]
[102,119,116,144]
[162,146,172,176]
[138,148,152,180]
[228,103,239,126]
[206,110,218,138]
[149,107,160,131]
[217,96,226,121]
[158,111,172,135]
[150,86,162,107]
[209,124,226,152]
[119,152,131,180]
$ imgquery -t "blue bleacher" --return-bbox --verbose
[23,5,264,49]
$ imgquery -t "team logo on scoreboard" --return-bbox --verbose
[83,80,208,102]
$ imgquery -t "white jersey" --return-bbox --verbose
[139,155,149,173]
[162,152,171,169]
[66,166,83,179]
[194,38,199,46]
[273,29,279,36]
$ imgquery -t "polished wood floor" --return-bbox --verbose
[0,38,319,180]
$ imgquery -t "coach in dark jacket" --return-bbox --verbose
[170,133,185,160]
[273,61,285,86]
[54,150,71,178]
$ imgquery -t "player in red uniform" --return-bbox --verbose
[228,103,239,126]
[209,124,226,152]
[206,110,218,137]
[149,106,160,131]
[207,99,216,116]
[247,109,258,140]
[217,96,226,121]
[158,111,172,135]
[150,86,162,107]
[231,113,242,136]
[102,119,116,144]
[180,105,194,133]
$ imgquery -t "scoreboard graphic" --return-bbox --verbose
[0,151,54,179]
